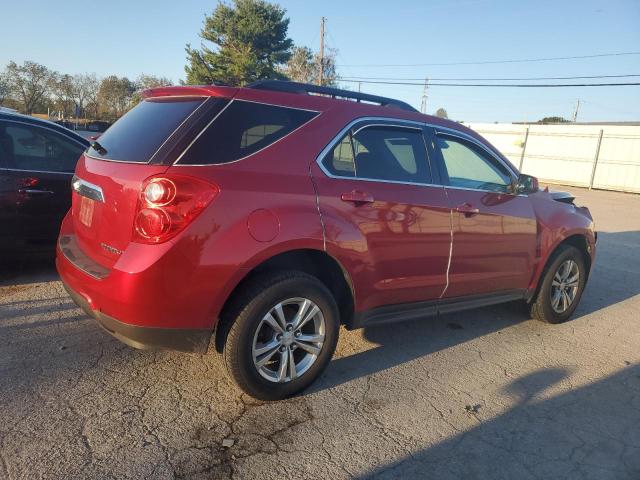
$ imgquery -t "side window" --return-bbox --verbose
[180,100,318,165]
[323,134,355,177]
[351,126,432,183]
[0,122,83,172]
[436,135,513,192]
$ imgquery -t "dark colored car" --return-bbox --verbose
[0,112,89,255]
[56,81,596,400]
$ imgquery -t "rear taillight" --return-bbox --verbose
[132,175,219,244]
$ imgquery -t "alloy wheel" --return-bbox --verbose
[251,297,325,383]
[550,259,580,313]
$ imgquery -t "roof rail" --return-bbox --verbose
[247,80,418,113]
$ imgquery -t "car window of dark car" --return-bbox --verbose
[0,122,84,173]
[436,135,513,193]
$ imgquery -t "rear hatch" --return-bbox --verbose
[70,94,230,268]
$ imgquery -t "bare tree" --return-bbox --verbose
[54,74,76,117]
[98,75,136,120]
[5,61,58,114]
[0,69,11,106]
[136,74,172,90]
[282,46,337,86]
[74,73,100,119]
[435,108,448,119]
[131,74,172,105]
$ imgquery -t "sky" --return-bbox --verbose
[1,0,639,122]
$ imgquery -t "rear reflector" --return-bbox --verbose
[132,175,219,244]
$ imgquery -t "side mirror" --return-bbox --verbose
[515,173,539,194]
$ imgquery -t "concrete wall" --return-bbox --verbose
[466,123,640,193]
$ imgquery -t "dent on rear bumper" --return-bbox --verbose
[61,278,212,353]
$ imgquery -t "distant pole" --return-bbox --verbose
[572,99,581,123]
[420,77,429,113]
[358,82,362,93]
[589,129,604,190]
[519,127,530,171]
[318,17,325,86]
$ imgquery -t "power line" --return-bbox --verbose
[336,51,640,67]
[338,79,640,88]
[339,74,640,81]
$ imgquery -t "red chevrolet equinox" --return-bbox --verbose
[57,80,596,400]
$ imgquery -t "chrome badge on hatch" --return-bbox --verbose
[100,243,123,255]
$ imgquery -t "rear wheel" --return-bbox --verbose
[530,245,587,324]
[221,271,339,400]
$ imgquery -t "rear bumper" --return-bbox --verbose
[56,210,221,353]
[61,277,212,353]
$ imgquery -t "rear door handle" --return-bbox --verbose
[18,189,55,195]
[341,190,374,204]
[456,202,480,217]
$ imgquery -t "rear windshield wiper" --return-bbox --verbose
[91,141,108,155]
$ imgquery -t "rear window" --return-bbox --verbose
[178,100,318,165]
[86,97,204,162]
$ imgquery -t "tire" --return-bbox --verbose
[221,271,339,400]
[530,245,587,324]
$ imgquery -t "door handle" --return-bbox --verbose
[18,189,55,195]
[456,202,480,217]
[341,190,374,204]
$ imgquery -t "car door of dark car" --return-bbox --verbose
[0,120,85,251]
[431,129,538,298]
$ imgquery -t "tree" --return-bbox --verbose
[184,0,293,86]
[54,74,76,117]
[5,61,58,113]
[282,46,337,86]
[131,74,172,106]
[538,116,569,124]
[435,108,448,119]
[74,73,100,119]
[0,69,11,106]
[97,76,136,120]
[136,74,172,90]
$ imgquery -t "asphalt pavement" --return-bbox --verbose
[1,185,639,479]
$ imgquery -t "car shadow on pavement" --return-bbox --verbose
[317,301,528,393]
[0,256,58,287]
[355,363,640,479]
[572,231,640,316]
[314,229,640,393]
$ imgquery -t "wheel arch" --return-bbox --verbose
[212,248,355,354]
[529,232,593,302]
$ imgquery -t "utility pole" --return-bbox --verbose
[572,99,581,123]
[318,17,325,86]
[420,77,429,114]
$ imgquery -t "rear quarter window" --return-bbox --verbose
[178,100,318,165]
[86,97,205,163]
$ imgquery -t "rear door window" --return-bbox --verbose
[86,97,206,163]
[321,125,432,184]
[178,100,318,165]
[324,135,356,177]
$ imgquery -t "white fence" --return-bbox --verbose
[466,123,640,193]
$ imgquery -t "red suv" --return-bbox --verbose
[57,80,596,400]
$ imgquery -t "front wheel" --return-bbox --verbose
[530,245,587,324]
[221,271,339,400]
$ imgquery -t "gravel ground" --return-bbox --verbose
[1,185,639,479]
